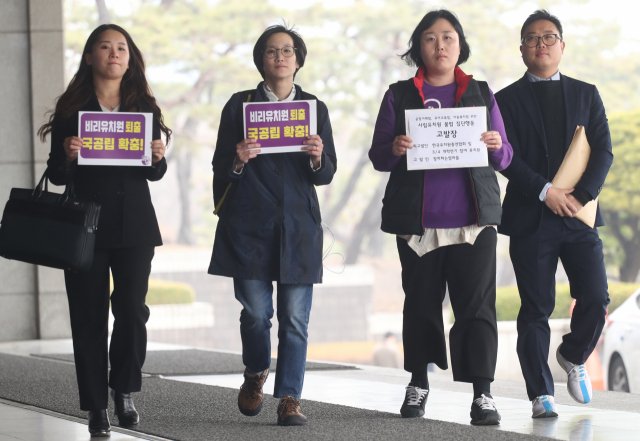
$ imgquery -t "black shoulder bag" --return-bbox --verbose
[0,170,101,271]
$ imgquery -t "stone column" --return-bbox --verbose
[0,0,67,341]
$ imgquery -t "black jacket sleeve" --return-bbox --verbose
[307,100,336,186]
[212,94,246,183]
[575,85,613,199]
[47,118,76,186]
[144,117,168,181]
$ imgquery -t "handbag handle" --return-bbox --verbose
[32,170,49,199]
[59,180,77,204]
[32,168,77,204]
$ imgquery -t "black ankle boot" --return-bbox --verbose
[88,409,110,437]
[110,389,140,426]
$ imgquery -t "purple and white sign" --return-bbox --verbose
[78,111,153,166]
[243,100,317,154]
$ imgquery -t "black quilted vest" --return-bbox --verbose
[380,78,502,235]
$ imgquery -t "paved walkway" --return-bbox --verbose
[0,339,637,440]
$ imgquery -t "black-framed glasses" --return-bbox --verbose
[264,47,296,59]
[522,34,562,48]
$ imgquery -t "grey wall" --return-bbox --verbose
[0,0,68,341]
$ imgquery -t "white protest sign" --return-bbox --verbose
[405,107,487,170]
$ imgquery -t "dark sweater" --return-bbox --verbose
[531,81,591,205]
[531,81,565,181]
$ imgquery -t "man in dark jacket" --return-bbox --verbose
[496,10,613,418]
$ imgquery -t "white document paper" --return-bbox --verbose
[405,107,488,170]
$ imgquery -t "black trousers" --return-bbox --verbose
[510,209,609,400]
[64,246,154,411]
[397,227,498,383]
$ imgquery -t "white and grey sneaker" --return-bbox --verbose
[556,346,592,404]
[470,394,501,425]
[400,385,429,418]
[532,395,558,418]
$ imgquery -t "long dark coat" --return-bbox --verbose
[46,93,167,248]
[208,84,337,284]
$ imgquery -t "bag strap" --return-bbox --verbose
[213,183,232,215]
[32,169,49,198]
[35,168,78,204]
[214,91,254,216]
[59,180,76,204]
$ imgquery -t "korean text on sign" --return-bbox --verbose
[242,100,317,154]
[405,106,488,170]
[78,111,153,166]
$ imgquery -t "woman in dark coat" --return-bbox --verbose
[39,24,171,437]
[208,24,336,426]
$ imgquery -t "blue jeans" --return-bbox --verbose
[233,279,313,399]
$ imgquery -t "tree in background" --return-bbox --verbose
[599,109,640,282]
[66,0,639,266]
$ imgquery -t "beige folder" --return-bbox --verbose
[551,126,598,228]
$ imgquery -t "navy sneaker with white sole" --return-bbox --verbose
[470,394,501,426]
[400,385,429,418]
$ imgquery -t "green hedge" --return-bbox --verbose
[495,282,640,321]
[145,278,195,305]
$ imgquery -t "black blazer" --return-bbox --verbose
[495,74,613,237]
[47,93,167,248]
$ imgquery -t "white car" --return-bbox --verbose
[602,287,640,393]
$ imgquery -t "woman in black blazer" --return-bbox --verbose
[39,24,171,437]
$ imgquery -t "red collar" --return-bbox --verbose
[412,66,472,106]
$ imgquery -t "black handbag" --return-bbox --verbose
[0,170,101,271]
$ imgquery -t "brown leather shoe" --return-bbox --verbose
[277,395,308,426]
[238,368,269,416]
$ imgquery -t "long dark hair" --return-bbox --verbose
[39,24,171,144]
[400,9,470,68]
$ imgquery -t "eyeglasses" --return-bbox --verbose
[264,47,296,59]
[522,34,562,48]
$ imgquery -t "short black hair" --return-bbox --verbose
[520,10,563,41]
[400,9,470,68]
[253,24,307,80]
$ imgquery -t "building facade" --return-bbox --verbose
[0,0,69,341]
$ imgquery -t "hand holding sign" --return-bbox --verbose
[302,134,323,168]
[480,131,502,151]
[392,135,414,156]
[63,136,83,165]
[151,139,167,164]
[235,138,262,171]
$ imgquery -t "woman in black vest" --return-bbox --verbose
[39,24,170,437]
[208,24,336,426]
[368,9,512,425]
